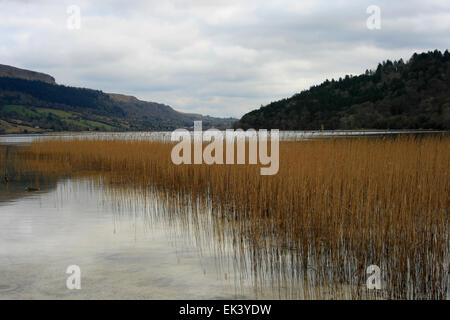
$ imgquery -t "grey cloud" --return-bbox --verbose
[0,0,449,117]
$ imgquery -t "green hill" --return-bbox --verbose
[0,65,235,134]
[234,50,450,130]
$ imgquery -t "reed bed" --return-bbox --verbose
[7,134,450,299]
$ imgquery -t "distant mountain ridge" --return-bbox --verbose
[234,50,450,130]
[0,64,55,84]
[0,65,235,133]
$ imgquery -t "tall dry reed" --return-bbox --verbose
[8,134,450,299]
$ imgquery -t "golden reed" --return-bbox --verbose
[6,134,450,299]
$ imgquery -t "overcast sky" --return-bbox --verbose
[1,0,449,117]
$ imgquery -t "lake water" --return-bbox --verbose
[0,131,443,299]
[0,177,254,299]
[3,173,349,299]
[0,129,437,145]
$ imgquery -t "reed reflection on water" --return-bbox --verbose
[0,177,268,299]
[100,181,386,299]
[0,175,371,299]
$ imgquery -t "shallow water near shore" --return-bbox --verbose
[0,176,362,299]
[0,177,251,299]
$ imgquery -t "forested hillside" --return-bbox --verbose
[235,50,450,130]
[0,68,235,133]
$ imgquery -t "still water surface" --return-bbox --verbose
[0,129,433,145]
[1,176,264,299]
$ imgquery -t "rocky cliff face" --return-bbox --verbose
[0,64,56,84]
